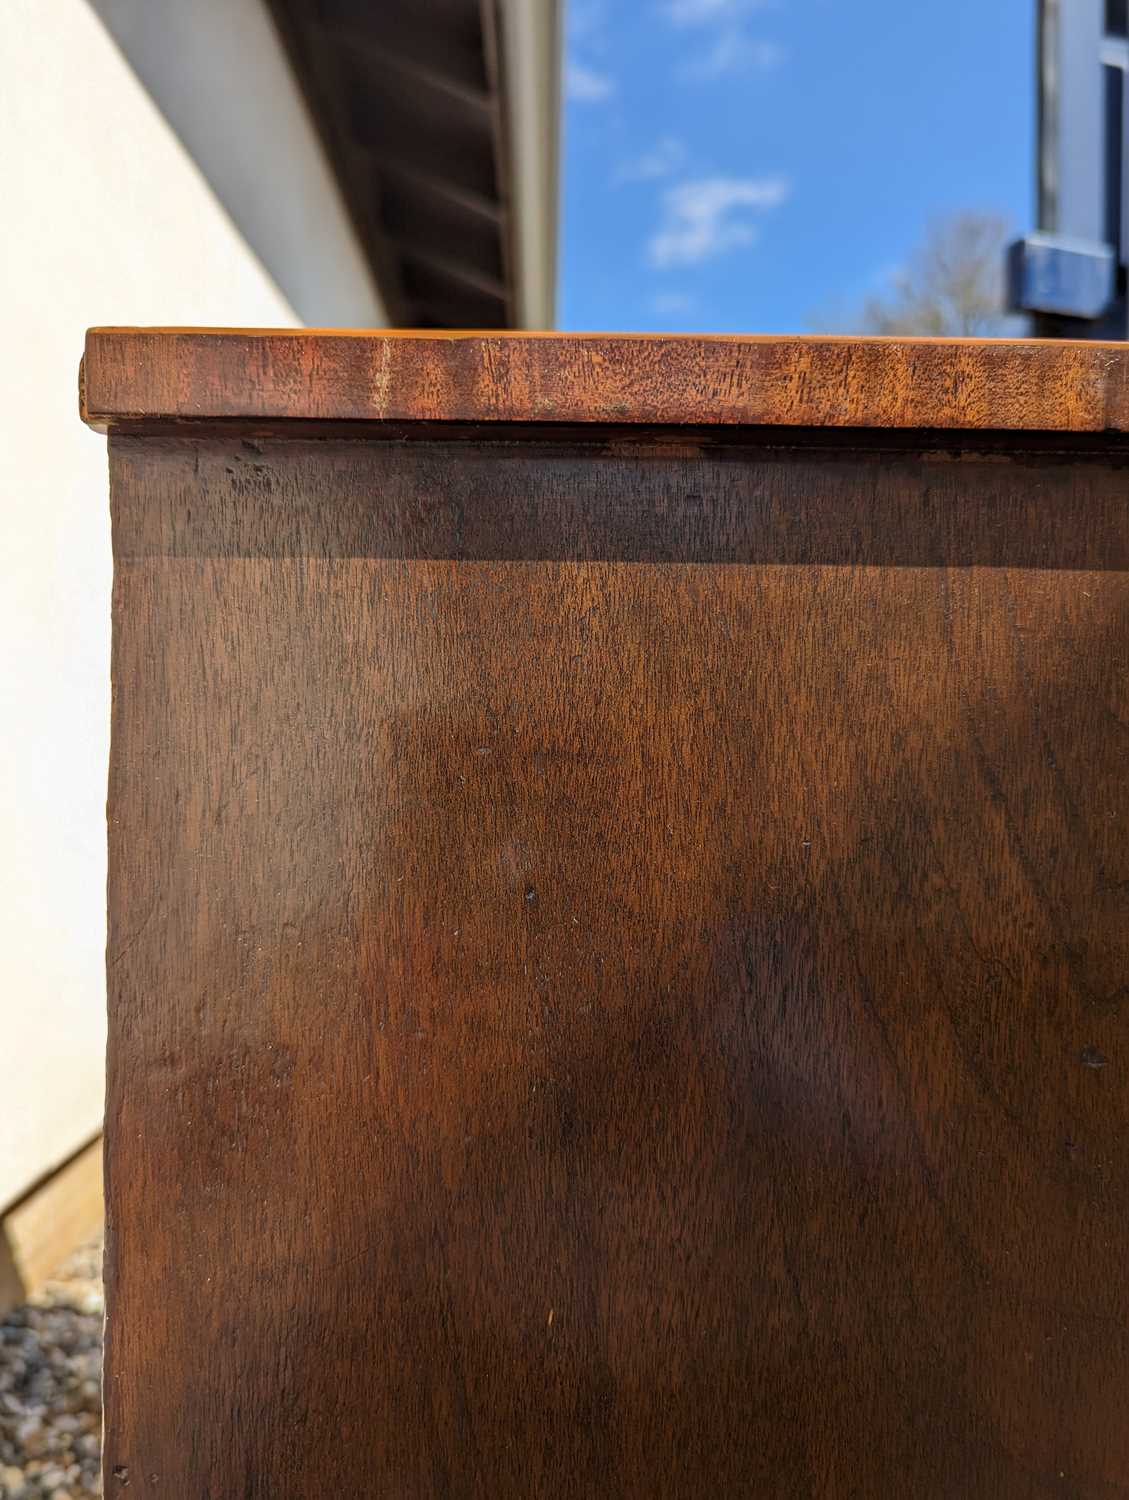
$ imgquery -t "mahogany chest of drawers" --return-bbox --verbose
[83,331,1129,1497]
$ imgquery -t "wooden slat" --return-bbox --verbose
[0,1139,103,1314]
[82,330,1129,433]
[263,0,517,328]
[378,174,506,283]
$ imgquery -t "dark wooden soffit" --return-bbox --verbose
[82,330,1129,435]
[264,0,515,329]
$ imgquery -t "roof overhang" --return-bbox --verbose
[265,0,561,329]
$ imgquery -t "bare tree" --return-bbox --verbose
[815,212,1021,337]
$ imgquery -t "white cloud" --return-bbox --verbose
[615,137,688,183]
[661,0,782,80]
[567,1,615,103]
[682,29,785,78]
[648,176,790,268]
[566,60,616,102]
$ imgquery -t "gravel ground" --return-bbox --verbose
[0,1240,103,1499]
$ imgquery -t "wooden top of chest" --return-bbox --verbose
[80,328,1129,436]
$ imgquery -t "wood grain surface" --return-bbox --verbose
[103,423,1129,1498]
[82,328,1129,433]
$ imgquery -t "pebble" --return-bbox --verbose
[0,1239,102,1497]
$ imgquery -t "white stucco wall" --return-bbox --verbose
[87,0,385,328]
[0,1,378,1209]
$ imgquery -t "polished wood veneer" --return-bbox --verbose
[85,332,1129,1498]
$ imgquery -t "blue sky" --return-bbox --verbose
[560,0,1035,332]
